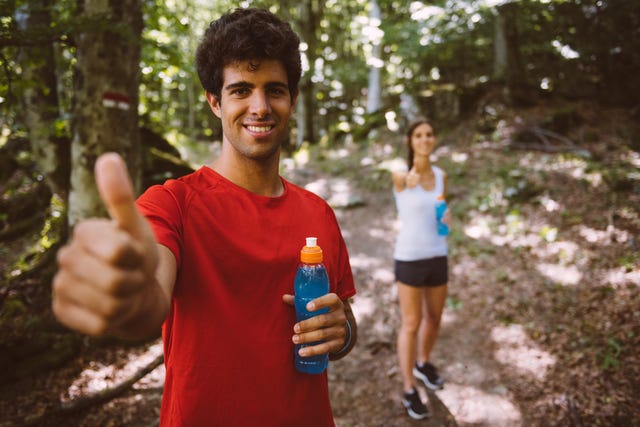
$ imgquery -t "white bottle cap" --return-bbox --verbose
[306,237,317,247]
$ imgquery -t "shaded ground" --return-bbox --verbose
[1,101,639,426]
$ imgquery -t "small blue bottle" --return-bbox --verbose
[435,194,449,236]
[294,237,330,374]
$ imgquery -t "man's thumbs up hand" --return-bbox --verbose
[96,153,145,238]
[94,153,159,275]
[52,153,162,338]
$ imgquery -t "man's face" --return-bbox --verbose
[207,59,297,162]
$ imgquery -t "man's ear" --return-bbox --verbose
[205,91,221,118]
[290,89,299,107]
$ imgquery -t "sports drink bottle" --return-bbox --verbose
[294,237,330,374]
[435,194,449,236]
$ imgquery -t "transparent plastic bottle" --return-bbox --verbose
[435,194,449,236]
[294,237,330,374]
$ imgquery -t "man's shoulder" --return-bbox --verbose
[173,166,209,184]
[162,166,220,193]
[139,167,215,207]
[285,179,331,208]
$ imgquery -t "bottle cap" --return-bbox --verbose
[301,237,323,263]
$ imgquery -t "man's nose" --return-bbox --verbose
[249,91,271,116]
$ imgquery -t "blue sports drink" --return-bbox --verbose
[435,194,449,236]
[294,237,330,374]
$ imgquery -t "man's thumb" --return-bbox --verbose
[95,152,143,236]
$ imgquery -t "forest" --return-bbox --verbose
[1,0,639,426]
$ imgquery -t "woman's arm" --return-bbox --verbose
[392,171,407,192]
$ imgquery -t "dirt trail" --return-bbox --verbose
[324,170,522,427]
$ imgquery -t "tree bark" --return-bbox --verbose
[15,0,70,199]
[493,7,507,82]
[295,0,319,145]
[495,2,529,106]
[366,0,382,115]
[69,0,143,226]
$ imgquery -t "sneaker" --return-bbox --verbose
[413,362,444,390]
[401,388,430,420]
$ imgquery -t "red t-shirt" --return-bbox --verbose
[136,166,356,427]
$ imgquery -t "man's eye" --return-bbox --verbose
[231,88,250,96]
[269,87,287,96]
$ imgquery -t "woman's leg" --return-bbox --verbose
[417,284,447,365]
[396,281,424,392]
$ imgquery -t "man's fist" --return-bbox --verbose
[52,153,163,338]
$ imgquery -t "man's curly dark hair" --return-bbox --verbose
[195,8,302,100]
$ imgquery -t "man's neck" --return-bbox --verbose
[209,152,284,197]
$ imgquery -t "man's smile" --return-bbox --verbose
[245,124,274,133]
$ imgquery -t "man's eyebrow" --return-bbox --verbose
[224,81,253,91]
[265,82,289,90]
[224,81,289,92]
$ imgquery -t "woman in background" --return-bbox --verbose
[392,118,450,420]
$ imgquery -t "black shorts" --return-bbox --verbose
[394,256,448,288]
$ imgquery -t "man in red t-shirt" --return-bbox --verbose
[52,8,357,426]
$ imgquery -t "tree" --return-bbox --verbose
[493,5,507,83]
[365,0,383,114]
[292,0,321,145]
[495,2,529,105]
[15,0,70,200]
[68,0,143,226]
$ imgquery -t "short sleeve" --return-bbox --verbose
[136,182,185,266]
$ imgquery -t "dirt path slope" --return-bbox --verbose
[320,166,524,426]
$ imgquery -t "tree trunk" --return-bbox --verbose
[296,86,308,149]
[366,0,382,115]
[69,0,143,226]
[495,2,529,106]
[294,81,318,147]
[295,0,319,145]
[492,7,507,83]
[15,0,70,199]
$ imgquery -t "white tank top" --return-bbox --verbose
[393,166,448,261]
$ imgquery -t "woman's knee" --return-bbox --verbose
[423,311,442,328]
[400,316,421,335]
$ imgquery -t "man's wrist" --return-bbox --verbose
[331,318,352,357]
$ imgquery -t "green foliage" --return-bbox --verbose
[617,253,638,272]
[358,167,391,192]
[0,294,26,320]
[602,164,640,193]
[445,295,463,310]
[493,268,511,283]
[539,225,558,242]
[560,209,583,226]
[139,1,207,136]
[3,0,639,162]
[599,338,622,370]
[383,2,468,84]
[4,194,64,281]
